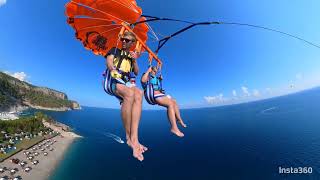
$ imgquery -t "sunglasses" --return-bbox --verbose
[120,38,133,43]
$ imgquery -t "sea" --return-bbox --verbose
[36,87,320,180]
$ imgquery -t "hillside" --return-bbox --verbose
[0,72,80,112]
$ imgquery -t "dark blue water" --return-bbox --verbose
[45,88,320,180]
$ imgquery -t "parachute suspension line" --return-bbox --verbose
[78,24,122,32]
[155,32,167,39]
[72,17,124,24]
[148,54,153,66]
[127,16,144,54]
[135,15,320,52]
[100,26,123,38]
[145,31,159,41]
[108,0,136,13]
[70,1,130,24]
[146,35,159,42]
[156,22,213,53]
[133,15,194,25]
[121,23,162,66]
[132,15,143,30]
[129,26,158,41]
[146,23,159,41]
[114,26,125,54]
[158,63,162,76]
[116,23,163,71]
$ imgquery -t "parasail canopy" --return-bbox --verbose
[66,0,320,69]
[65,0,154,60]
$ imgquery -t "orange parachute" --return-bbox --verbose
[65,0,320,69]
[65,0,162,66]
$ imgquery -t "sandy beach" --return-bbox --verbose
[0,122,81,180]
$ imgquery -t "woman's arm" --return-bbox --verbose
[141,67,152,83]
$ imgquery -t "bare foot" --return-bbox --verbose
[127,139,148,153]
[132,144,144,161]
[178,120,187,128]
[171,128,184,137]
[140,143,148,152]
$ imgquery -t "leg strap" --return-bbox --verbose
[102,69,124,104]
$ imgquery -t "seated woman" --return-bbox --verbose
[141,66,187,137]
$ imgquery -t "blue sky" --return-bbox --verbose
[0,0,319,109]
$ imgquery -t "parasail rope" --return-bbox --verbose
[134,15,320,52]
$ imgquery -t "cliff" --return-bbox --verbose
[0,72,80,112]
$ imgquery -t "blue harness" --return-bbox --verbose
[102,69,125,104]
[141,74,166,105]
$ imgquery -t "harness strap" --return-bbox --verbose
[141,77,166,105]
[144,82,157,105]
[114,49,135,82]
[103,69,124,104]
[116,50,125,70]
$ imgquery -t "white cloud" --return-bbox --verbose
[265,88,272,94]
[4,71,28,81]
[0,0,6,7]
[253,89,260,97]
[232,90,237,96]
[241,86,250,96]
[204,93,224,104]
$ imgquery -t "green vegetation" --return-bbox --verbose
[0,72,75,109]
[17,136,45,149]
[0,149,21,160]
[0,93,15,108]
[0,74,21,109]
[0,112,60,161]
[0,112,55,144]
[0,136,45,160]
[25,91,72,108]
[0,113,46,135]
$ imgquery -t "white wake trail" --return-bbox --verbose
[261,107,277,114]
[104,132,125,144]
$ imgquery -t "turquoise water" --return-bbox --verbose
[46,88,320,180]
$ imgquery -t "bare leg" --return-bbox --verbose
[156,96,184,137]
[129,87,148,153]
[115,84,143,161]
[172,99,187,128]
[115,84,133,140]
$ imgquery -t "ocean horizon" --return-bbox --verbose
[41,87,320,180]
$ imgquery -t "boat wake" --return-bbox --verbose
[260,107,277,114]
[104,132,125,144]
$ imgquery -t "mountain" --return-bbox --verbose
[0,72,80,112]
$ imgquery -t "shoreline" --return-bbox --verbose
[0,103,82,117]
[46,136,76,179]
[0,121,82,180]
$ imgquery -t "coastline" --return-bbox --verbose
[0,121,82,180]
[22,102,70,112]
